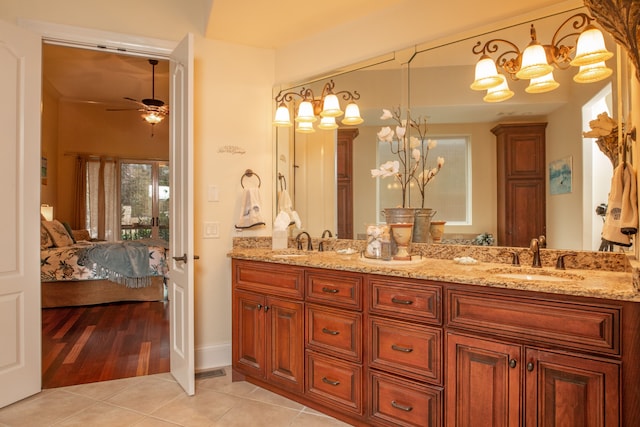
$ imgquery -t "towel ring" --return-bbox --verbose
[278,173,287,191]
[240,169,261,188]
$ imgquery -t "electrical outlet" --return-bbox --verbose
[204,221,220,238]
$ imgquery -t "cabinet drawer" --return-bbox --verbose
[306,304,362,361]
[306,351,363,415]
[368,276,441,325]
[370,370,442,427]
[233,259,304,299]
[447,289,620,355]
[369,316,442,384]
[306,269,362,310]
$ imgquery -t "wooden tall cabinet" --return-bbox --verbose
[337,128,358,239]
[492,123,547,247]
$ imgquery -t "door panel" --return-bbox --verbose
[169,33,195,395]
[0,19,42,408]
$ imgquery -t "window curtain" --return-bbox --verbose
[86,158,119,241]
[72,156,87,230]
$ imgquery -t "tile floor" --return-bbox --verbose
[0,367,352,426]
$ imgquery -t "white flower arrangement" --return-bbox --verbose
[371,107,444,208]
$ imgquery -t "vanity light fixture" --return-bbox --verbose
[470,12,613,102]
[273,79,363,132]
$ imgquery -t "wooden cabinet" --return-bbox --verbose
[231,259,637,427]
[232,260,305,394]
[446,286,622,427]
[366,275,444,426]
[492,122,546,247]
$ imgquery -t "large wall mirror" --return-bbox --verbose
[274,7,632,251]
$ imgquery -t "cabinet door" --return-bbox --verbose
[525,348,619,427]
[233,290,265,377]
[266,297,305,393]
[446,333,521,427]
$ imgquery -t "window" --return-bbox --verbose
[120,161,169,241]
[378,135,470,224]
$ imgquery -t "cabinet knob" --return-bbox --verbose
[527,362,534,372]
[256,304,262,310]
[264,305,270,312]
[509,359,517,369]
[391,400,413,412]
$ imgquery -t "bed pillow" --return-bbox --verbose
[61,222,77,243]
[40,223,54,249]
[42,220,74,247]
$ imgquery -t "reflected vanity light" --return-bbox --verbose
[470,12,614,102]
[273,79,363,131]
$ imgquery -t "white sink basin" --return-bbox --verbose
[495,273,571,282]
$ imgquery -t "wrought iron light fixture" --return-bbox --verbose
[273,79,363,132]
[470,12,614,102]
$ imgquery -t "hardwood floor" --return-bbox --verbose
[42,301,170,389]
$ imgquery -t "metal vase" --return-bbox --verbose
[412,208,436,243]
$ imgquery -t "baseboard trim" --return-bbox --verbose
[195,342,231,371]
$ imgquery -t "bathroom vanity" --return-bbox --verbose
[230,243,640,427]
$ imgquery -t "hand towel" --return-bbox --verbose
[278,189,301,228]
[235,187,266,229]
[602,162,638,246]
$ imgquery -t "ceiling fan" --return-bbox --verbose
[107,59,168,133]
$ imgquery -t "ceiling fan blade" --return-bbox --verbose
[106,108,142,111]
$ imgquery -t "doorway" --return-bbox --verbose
[40,42,171,387]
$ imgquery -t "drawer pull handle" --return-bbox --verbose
[322,287,339,294]
[322,377,340,386]
[391,344,413,353]
[322,327,340,335]
[391,401,413,412]
[391,297,413,305]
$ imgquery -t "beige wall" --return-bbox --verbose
[41,81,59,208]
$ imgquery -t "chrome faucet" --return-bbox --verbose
[530,238,542,268]
[296,231,313,251]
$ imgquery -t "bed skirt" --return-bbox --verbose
[41,276,166,308]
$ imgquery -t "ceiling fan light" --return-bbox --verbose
[143,111,164,125]
[295,101,317,122]
[573,61,613,83]
[483,74,514,103]
[321,94,343,117]
[525,71,559,94]
[516,42,553,80]
[342,102,364,125]
[571,25,614,67]
[273,103,292,127]
[296,121,315,133]
[470,55,503,91]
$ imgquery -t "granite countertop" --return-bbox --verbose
[229,246,640,303]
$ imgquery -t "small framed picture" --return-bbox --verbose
[549,156,572,195]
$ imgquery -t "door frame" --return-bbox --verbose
[22,19,195,390]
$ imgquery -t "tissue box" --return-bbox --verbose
[272,230,288,250]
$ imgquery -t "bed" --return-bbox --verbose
[40,220,169,308]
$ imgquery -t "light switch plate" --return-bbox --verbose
[204,221,220,238]
[208,185,219,202]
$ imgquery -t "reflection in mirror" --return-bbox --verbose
[275,7,627,251]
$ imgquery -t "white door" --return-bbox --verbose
[168,33,195,395]
[0,19,42,408]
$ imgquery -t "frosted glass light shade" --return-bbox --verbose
[483,74,514,103]
[573,61,613,83]
[296,121,315,133]
[342,102,364,125]
[296,101,317,122]
[321,94,343,117]
[318,116,338,130]
[143,111,164,124]
[470,55,503,90]
[525,72,559,93]
[273,104,292,127]
[516,42,553,79]
[571,25,614,67]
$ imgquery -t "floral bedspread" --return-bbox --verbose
[41,241,169,282]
